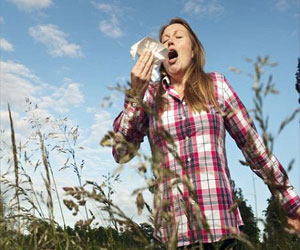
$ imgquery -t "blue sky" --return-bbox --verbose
[1,0,299,231]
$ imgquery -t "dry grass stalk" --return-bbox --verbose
[8,104,20,214]
[37,130,54,221]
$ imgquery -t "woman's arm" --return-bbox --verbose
[220,73,300,218]
[112,94,149,163]
[112,51,154,163]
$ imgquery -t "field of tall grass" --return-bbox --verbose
[1,57,300,249]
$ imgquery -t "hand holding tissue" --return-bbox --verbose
[130,37,168,82]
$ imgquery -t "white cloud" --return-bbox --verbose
[37,82,84,113]
[113,180,152,224]
[0,60,85,147]
[93,2,122,14]
[99,15,124,38]
[29,24,84,58]
[86,107,97,113]
[93,2,125,38]
[0,108,34,146]
[0,38,14,51]
[0,59,84,114]
[184,0,224,16]
[52,82,84,111]
[86,110,112,143]
[1,60,39,80]
[274,0,298,11]
[1,60,40,109]
[9,0,52,11]
[79,109,113,156]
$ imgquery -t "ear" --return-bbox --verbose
[192,50,194,59]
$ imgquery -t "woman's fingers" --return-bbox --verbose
[133,51,153,80]
[145,64,153,82]
[139,51,154,78]
[130,51,154,92]
[135,51,149,71]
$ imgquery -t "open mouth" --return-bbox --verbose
[168,50,178,63]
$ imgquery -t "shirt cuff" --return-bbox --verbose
[282,190,300,217]
[124,93,143,113]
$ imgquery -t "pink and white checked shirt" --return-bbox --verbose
[112,72,300,247]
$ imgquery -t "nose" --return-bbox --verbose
[167,38,174,47]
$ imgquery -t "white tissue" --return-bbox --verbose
[130,37,169,82]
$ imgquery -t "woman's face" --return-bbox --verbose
[161,23,194,81]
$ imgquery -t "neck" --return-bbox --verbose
[170,75,185,99]
[170,74,185,88]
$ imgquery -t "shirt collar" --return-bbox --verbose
[162,76,171,89]
[162,75,185,101]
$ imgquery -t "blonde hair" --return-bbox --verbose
[156,17,219,113]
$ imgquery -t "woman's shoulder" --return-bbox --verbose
[208,72,227,91]
[209,71,226,82]
[209,71,233,89]
[208,72,233,104]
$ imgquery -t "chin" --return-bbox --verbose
[166,65,180,75]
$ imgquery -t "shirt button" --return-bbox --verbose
[185,157,191,165]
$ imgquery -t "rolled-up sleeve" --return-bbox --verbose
[112,93,149,163]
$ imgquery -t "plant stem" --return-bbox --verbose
[8,104,20,214]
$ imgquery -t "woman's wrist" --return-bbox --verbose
[125,88,144,108]
[125,88,143,99]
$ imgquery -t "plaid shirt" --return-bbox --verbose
[113,72,300,247]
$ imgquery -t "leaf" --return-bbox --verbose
[287,159,295,172]
[100,131,115,147]
[239,160,249,166]
[278,108,300,135]
[245,57,253,63]
[136,192,145,215]
[228,66,241,74]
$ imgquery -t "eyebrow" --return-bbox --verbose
[162,30,184,38]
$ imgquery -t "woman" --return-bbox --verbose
[112,18,300,249]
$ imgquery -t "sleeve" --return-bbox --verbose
[221,74,300,216]
[112,91,150,164]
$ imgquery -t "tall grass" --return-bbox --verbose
[8,104,20,215]
[0,56,299,249]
